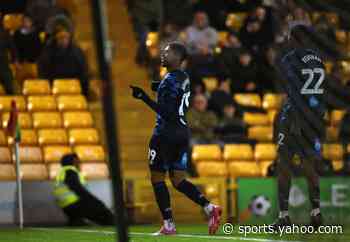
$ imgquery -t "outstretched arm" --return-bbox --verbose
[130,85,178,122]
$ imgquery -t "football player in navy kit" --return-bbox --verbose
[130,42,221,235]
[273,23,326,228]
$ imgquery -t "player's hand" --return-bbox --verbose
[130,85,146,99]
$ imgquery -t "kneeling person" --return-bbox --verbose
[54,153,114,226]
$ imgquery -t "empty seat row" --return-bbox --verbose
[0,128,99,145]
[192,143,347,163]
[0,95,88,112]
[0,163,109,181]
[23,79,82,95]
[1,111,93,129]
[0,145,105,163]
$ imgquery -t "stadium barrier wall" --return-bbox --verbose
[0,180,113,225]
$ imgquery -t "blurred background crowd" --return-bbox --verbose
[127,0,350,176]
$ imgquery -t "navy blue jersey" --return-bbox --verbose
[153,70,191,138]
[278,48,326,141]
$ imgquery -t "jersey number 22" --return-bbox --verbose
[301,68,325,95]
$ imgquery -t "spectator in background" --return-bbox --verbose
[127,0,163,65]
[208,79,234,118]
[292,7,311,25]
[216,103,247,143]
[187,94,218,144]
[0,13,16,94]
[185,11,218,56]
[230,49,259,93]
[217,31,242,79]
[185,11,218,78]
[13,14,43,63]
[38,28,89,96]
[258,46,278,92]
[240,5,276,54]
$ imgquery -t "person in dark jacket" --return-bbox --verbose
[13,14,43,62]
[54,153,114,226]
[38,29,89,96]
[0,14,17,94]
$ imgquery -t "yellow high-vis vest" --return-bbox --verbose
[53,165,86,208]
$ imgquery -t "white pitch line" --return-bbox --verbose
[31,228,303,242]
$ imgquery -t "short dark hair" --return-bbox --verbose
[61,153,79,166]
[168,42,187,62]
[288,22,314,44]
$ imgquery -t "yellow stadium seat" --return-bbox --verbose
[260,161,274,176]
[146,32,159,47]
[8,129,37,145]
[202,77,218,93]
[23,79,50,95]
[0,84,5,95]
[0,130,7,146]
[223,144,253,161]
[52,79,82,95]
[3,14,23,33]
[18,146,43,163]
[228,162,261,177]
[21,164,48,180]
[326,126,338,142]
[243,113,269,125]
[234,94,261,108]
[38,129,68,145]
[44,146,73,163]
[0,96,26,111]
[63,111,93,128]
[69,128,99,145]
[323,144,343,160]
[57,95,88,111]
[0,164,16,180]
[192,144,222,162]
[248,126,273,142]
[47,163,61,180]
[33,112,62,128]
[325,12,339,26]
[27,95,57,111]
[262,94,284,110]
[74,145,105,162]
[196,162,227,177]
[218,31,228,45]
[226,12,247,31]
[255,143,276,161]
[332,160,343,172]
[336,30,347,44]
[348,144,350,153]
[80,163,109,179]
[2,112,32,129]
[267,110,278,124]
[331,110,345,126]
[0,147,12,163]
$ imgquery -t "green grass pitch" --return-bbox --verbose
[2,224,349,242]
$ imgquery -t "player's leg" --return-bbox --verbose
[301,151,322,228]
[149,136,176,235]
[169,169,222,235]
[273,130,294,227]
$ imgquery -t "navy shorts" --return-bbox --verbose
[148,135,188,172]
[276,105,322,161]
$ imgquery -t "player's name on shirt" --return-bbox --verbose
[301,54,322,64]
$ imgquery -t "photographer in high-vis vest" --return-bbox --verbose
[54,153,114,226]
